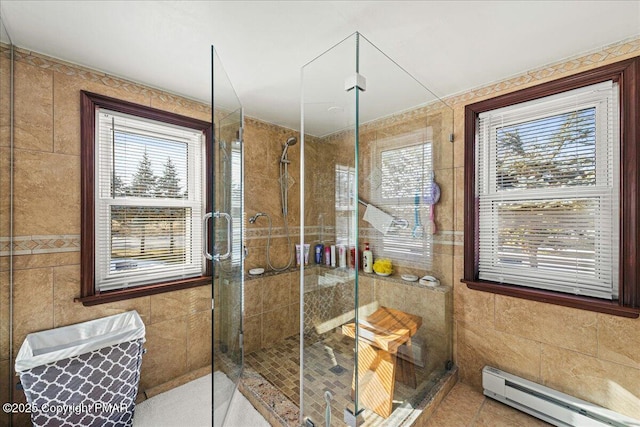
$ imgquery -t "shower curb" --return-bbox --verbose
[238,366,299,426]
[406,365,458,426]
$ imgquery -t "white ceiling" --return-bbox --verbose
[1,1,639,134]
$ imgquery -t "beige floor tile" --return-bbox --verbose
[423,382,551,427]
[475,398,550,426]
[424,382,484,426]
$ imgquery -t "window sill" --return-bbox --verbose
[77,276,212,306]
[462,279,639,319]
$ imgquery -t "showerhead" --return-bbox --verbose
[285,136,297,146]
[248,212,266,224]
[280,136,298,162]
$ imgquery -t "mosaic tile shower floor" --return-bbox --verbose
[245,331,443,426]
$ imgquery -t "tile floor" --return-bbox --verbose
[245,331,445,427]
[419,381,551,427]
[241,329,551,427]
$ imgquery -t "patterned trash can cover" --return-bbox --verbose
[15,311,146,427]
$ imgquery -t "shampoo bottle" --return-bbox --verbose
[363,242,373,273]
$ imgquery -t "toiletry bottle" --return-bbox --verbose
[350,247,356,269]
[304,244,310,266]
[315,244,324,264]
[338,245,346,268]
[324,246,331,266]
[330,245,336,267]
[295,244,301,267]
[363,243,373,273]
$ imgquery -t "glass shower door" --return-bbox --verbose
[211,46,244,427]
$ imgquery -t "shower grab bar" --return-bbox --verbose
[357,198,409,229]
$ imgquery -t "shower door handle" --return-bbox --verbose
[213,211,232,261]
[203,212,213,260]
[203,211,232,261]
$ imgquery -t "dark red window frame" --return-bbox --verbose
[79,91,213,306]
[463,57,640,318]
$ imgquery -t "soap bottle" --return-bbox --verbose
[363,243,373,273]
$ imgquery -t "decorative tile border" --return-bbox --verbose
[0,234,80,256]
[446,36,640,108]
[435,230,464,247]
[244,116,299,134]
[245,226,461,247]
[244,225,329,240]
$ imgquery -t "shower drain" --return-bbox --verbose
[329,364,346,375]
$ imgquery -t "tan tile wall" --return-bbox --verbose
[243,271,300,354]
[450,37,640,419]
[243,117,302,272]
[1,48,213,423]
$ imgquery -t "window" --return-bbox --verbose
[464,58,640,317]
[80,92,212,305]
[227,140,243,267]
[335,164,356,247]
[370,132,433,270]
[478,82,618,299]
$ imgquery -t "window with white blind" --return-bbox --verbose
[476,81,619,299]
[95,110,205,291]
[335,164,356,247]
[371,132,433,269]
[229,141,243,267]
[465,58,640,317]
[80,91,212,305]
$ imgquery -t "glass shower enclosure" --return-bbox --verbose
[300,32,454,426]
[211,46,244,426]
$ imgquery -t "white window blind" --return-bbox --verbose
[371,135,433,269]
[95,109,205,291]
[335,164,356,247]
[230,142,243,266]
[477,81,619,299]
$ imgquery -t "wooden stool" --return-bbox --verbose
[342,306,422,418]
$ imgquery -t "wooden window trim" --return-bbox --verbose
[79,91,213,306]
[463,57,640,318]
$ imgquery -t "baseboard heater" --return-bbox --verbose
[482,366,640,427]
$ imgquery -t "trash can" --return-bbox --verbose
[15,311,146,427]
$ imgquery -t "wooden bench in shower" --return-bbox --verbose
[342,306,422,418]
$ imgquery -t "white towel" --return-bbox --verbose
[363,204,394,235]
